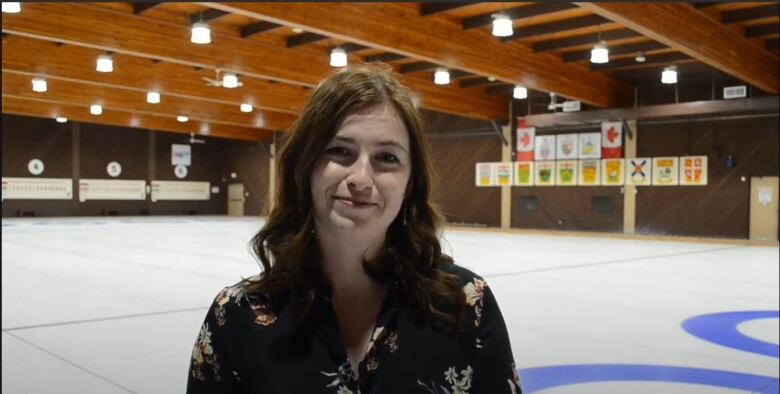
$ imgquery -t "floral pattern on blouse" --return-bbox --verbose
[187,264,522,393]
[190,322,221,382]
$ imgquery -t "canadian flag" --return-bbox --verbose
[516,118,535,161]
[601,121,623,158]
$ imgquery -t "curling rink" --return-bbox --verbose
[2,216,778,393]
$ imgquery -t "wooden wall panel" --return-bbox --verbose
[428,133,502,228]
[220,141,270,216]
[1,114,75,217]
[512,187,624,232]
[636,116,779,239]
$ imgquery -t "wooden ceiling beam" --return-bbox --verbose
[533,28,640,52]
[746,23,779,38]
[2,35,305,115]
[768,39,779,51]
[721,4,779,24]
[462,3,575,30]
[201,2,632,108]
[132,3,160,15]
[2,3,504,121]
[2,94,267,141]
[286,32,328,48]
[363,53,407,63]
[589,52,692,72]
[420,3,473,17]
[1,71,295,131]
[399,61,438,74]
[500,14,611,41]
[576,2,779,93]
[562,41,667,62]
[188,8,230,25]
[240,21,281,38]
[459,77,503,89]
[340,43,369,53]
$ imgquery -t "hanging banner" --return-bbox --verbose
[514,161,534,186]
[679,156,708,186]
[601,158,625,186]
[578,132,601,159]
[556,133,579,160]
[601,121,623,158]
[172,144,191,166]
[626,158,652,186]
[534,161,555,186]
[652,157,679,186]
[516,126,535,161]
[556,160,578,186]
[496,162,513,186]
[534,135,556,161]
[475,162,496,187]
[578,159,601,186]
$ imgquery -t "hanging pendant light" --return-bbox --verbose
[513,85,527,99]
[31,77,47,92]
[222,72,239,88]
[590,41,609,64]
[434,68,450,85]
[492,13,513,37]
[96,54,113,73]
[661,65,678,84]
[2,2,21,13]
[191,21,211,44]
[330,47,348,67]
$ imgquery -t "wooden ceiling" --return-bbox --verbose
[2,2,777,142]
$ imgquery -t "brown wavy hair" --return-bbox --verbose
[246,64,465,329]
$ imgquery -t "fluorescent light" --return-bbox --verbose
[2,2,20,13]
[191,22,211,44]
[292,27,303,34]
[177,115,189,123]
[90,104,102,115]
[492,13,513,37]
[55,117,68,123]
[240,103,253,113]
[330,47,347,67]
[635,51,646,63]
[661,65,678,84]
[96,54,113,72]
[31,77,47,93]
[513,85,527,99]
[146,91,160,104]
[434,68,450,85]
[222,72,238,88]
[590,41,609,64]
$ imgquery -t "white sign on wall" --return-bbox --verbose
[172,144,191,166]
[78,179,147,202]
[151,180,210,201]
[106,161,122,177]
[27,159,44,176]
[174,165,188,179]
[2,177,72,200]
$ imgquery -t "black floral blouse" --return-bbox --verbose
[187,263,522,393]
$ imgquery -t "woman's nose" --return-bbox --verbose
[346,157,374,190]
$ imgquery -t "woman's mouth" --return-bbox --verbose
[333,196,376,208]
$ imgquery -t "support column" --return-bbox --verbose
[267,132,277,215]
[71,121,80,215]
[500,125,512,229]
[623,120,637,234]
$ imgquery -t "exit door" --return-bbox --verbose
[749,176,779,241]
[228,183,245,217]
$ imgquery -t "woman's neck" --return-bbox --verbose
[316,228,384,295]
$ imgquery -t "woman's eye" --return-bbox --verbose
[325,146,350,156]
[378,153,400,164]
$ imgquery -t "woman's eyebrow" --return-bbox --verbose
[377,141,409,155]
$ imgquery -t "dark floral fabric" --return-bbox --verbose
[187,263,522,393]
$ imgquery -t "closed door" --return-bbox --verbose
[750,176,779,241]
[228,183,245,217]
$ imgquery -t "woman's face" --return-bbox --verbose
[310,104,412,237]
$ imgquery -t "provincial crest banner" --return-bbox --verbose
[679,156,708,186]
[514,161,534,186]
[556,160,578,186]
[496,162,513,186]
[578,159,600,186]
[535,161,555,186]
[475,162,496,187]
[625,158,652,186]
[578,132,601,159]
[601,158,625,186]
[652,157,679,186]
[534,135,556,161]
[556,134,578,160]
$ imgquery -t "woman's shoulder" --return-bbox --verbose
[209,274,278,328]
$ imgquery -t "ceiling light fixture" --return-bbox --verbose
[56,117,68,123]
[222,72,239,88]
[635,51,646,63]
[292,27,303,34]
[2,2,20,13]
[661,65,678,84]
[90,104,102,115]
[146,91,160,104]
[96,54,113,73]
[240,103,253,113]
[590,41,609,64]
[177,115,189,123]
[330,47,347,67]
[492,13,513,37]
[513,85,527,99]
[191,22,211,44]
[434,68,450,85]
[31,77,47,93]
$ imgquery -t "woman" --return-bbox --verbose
[187,65,521,393]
